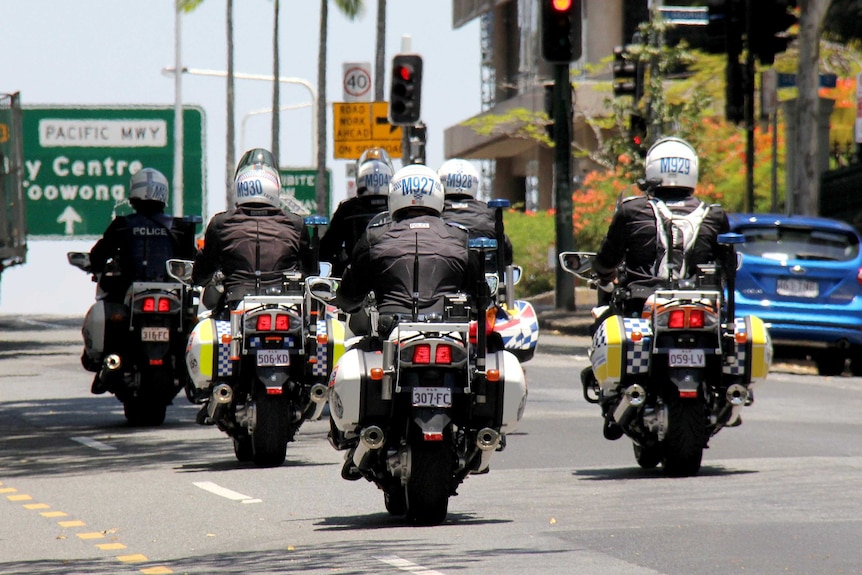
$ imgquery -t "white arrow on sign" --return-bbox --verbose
[57,205,82,235]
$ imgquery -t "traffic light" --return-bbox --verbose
[389,54,423,125]
[749,1,797,65]
[541,0,582,63]
[612,46,639,98]
[630,114,647,158]
[725,60,745,124]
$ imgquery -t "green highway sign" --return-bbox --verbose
[279,167,331,216]
[22,106,206,238]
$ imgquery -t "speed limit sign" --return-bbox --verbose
[343,62,372,103]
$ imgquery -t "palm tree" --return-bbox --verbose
[317,0,364,215]
[178,0,235,208]
[374,0,387,101]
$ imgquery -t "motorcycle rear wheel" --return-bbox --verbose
[251,394,290,467]
[233,434,254,462]
[123,399,167,427]
[633,442,661,469]
[384,487,407,516]
[406,442,452,525]
[661,398,706,477]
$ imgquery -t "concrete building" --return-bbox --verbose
[444,0,649,209]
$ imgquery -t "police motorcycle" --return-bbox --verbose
[559,232,771,476]
[485,199,539,363]
[325,237,528,525]
[69,216,201,426]
[168,216,334,467]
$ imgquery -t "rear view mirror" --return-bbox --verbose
[166,259,194,285]
[67,252,91,272]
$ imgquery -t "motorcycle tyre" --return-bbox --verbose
[815,349,846,377]
[233,434,254,463]
[251,394,289,467]
[661,398,706,477]
[633,442,661,469]
[123,399,167,427]
[384,487,407,516]
[405,441,451,525]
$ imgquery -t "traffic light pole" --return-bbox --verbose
[552,63,576,311]
[744,0,755,212]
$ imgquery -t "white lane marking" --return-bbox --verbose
[71,436,116,451]
[375,555,446,575]
[193,481,262,504]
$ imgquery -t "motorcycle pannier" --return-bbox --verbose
[186,318,234,391]
[723,315,772,388]
[590,315,653,392]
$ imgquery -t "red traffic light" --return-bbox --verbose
[396,65,413,81]
[552,0,573,10]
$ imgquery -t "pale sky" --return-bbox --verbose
[0,0,481,315]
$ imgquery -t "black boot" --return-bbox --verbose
[90,374,108,395]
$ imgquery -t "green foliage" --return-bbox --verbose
[503,209,556,297]
[461,109,553,148]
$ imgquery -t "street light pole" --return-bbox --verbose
[172,1,184,217]
[241,102,313,154]
[161,66,318,167]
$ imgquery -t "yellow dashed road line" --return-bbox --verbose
[3,480,174,574]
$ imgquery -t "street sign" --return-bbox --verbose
[776,73,838,88]
[658,6,708,26]
[279,167,331,215]
[343,62,372,103]
[332,101,402,160]
[21,106,206,238]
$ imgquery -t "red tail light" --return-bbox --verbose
[157,298,171,313]
[689,309,704,328]
[435,345,452,364]
[142,297,156,312]
[256,315,272,331]
[275,314,290,331]
[668,309,686,329]
[412,344,431,364]
[857,267,862,287]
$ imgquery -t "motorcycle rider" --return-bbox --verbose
[592,136,729,315]
[437,158,513,267]
[585,136,729,438]
[319,147,394,276]
[83,168,196,390]
[335,163,482,334]
[192,148,314,312]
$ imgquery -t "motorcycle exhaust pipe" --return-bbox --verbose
[476,427,501,451]
[613,383,646,427]
[206,383,234,422]
[308,383,329,420]
[104,354,122,371]
[726,383,748,406]
[723,383,749,427]
[352,425,385,468]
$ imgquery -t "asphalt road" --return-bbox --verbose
[1,316,860,575]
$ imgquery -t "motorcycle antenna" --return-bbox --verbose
[254,221,262,295]
[412,232,420,321]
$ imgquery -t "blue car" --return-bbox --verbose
[729,213,862,376]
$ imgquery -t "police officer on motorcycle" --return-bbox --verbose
[585,137,729,438]
[319,147,394,276]
[438,158,513,267]
[592,137,729,316]
[335,164,482,331]
[192,148,314,312]
[84,167,196,391]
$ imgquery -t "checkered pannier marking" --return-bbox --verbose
[215,320,233,377]
[313,317,328,376]
[723,317,747,375]
[624,318,652,374]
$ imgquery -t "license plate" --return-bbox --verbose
[668,349,705,368]
[256,349,290,367]
[412,387,452,407]
[776,277,819,298]
[140,327,170,342]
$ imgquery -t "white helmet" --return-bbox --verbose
[235,164,281,208]
[356,159,393,196]
[129,168,169,207]
[437,158,480,197]
[388,164,445,217]
[644,137,699,192]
